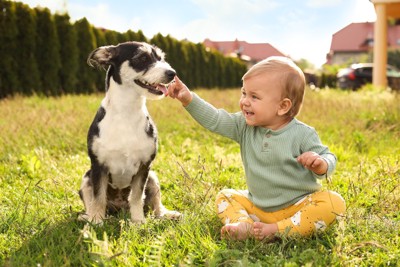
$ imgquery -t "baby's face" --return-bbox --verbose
[240,74,285,129]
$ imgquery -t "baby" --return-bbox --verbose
[168,56,346,240]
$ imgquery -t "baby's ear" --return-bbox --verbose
[278,98,292,116]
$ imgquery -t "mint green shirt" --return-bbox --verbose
[185,93,336,212]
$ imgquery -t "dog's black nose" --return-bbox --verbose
[166,70,176,80]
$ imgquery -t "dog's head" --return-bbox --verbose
[88,41,176,100]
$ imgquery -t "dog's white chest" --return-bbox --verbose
[93,106,156,188]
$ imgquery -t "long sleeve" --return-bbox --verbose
[183,92,337,212]
[185,93,244,142]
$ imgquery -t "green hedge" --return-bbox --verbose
[0,0,247,98]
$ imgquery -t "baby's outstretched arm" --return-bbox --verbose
[297,151,328,175]
[168,76,193,106]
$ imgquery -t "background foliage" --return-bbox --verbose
[0,0,247,98]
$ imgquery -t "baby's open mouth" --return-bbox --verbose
[134,79,171,95]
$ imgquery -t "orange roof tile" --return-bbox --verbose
[203,38,286,62]
[330,22,374,52]
[330,22,400,52]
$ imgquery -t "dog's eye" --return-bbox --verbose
[154,53,162,61]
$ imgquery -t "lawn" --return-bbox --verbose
[0,87,399,266]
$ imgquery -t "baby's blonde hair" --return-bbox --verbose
[242,56,306,118]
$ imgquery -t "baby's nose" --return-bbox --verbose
[241,98,250,106]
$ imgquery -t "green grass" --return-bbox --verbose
[0,87,399,266]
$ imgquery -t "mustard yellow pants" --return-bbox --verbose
[215,189,346,237]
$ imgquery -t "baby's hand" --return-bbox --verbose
[297,152,327,175]
[168,76,193,106]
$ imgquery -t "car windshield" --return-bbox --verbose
[358,67,372,74]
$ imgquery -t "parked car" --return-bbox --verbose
[336,63,400,90]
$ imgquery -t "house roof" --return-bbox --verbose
[329,22,375,52]
[203,38,286,62]
[329,22,400,53]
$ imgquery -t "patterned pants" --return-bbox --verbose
[215,189,346,237]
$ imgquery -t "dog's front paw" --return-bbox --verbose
[164,210,183,220]
[158,209,183,220]
[78,213,104,225]
[130,217,146,224]
[78,213,90,221]
[130,211,146,224]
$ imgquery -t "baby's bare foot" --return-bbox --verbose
[252,222,278,240]
[221,222,253,240]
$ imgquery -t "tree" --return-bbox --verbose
[0,0,19,97]
[295,58,315,72]
[104,29,119,45]
[116,32,128,43]
[176,41,190,86]
[135,30,147,42]
[14,2,40,95]
[74,18,97,93]
[232,57,247,87]
[164,36,185,81]
[195,43,209,88]
[150,33,169,52]
[0,1,250,97]
[183,42,198,87]
[55,13,78,93]
[125,30,147,43]
[35,7,61,96]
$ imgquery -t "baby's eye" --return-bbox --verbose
[252,95,258,99]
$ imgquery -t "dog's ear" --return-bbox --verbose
[87,45,119,69]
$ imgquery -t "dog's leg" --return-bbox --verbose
[128,170,148,223]
[79,168,108,224]
[145,171,182,220]
[144,170,165,217]
[79,170,92,221]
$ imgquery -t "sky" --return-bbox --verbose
[18,0,377,68]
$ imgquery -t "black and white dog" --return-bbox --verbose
[79,41,181,224]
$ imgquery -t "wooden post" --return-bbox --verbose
[373,3,388,88]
